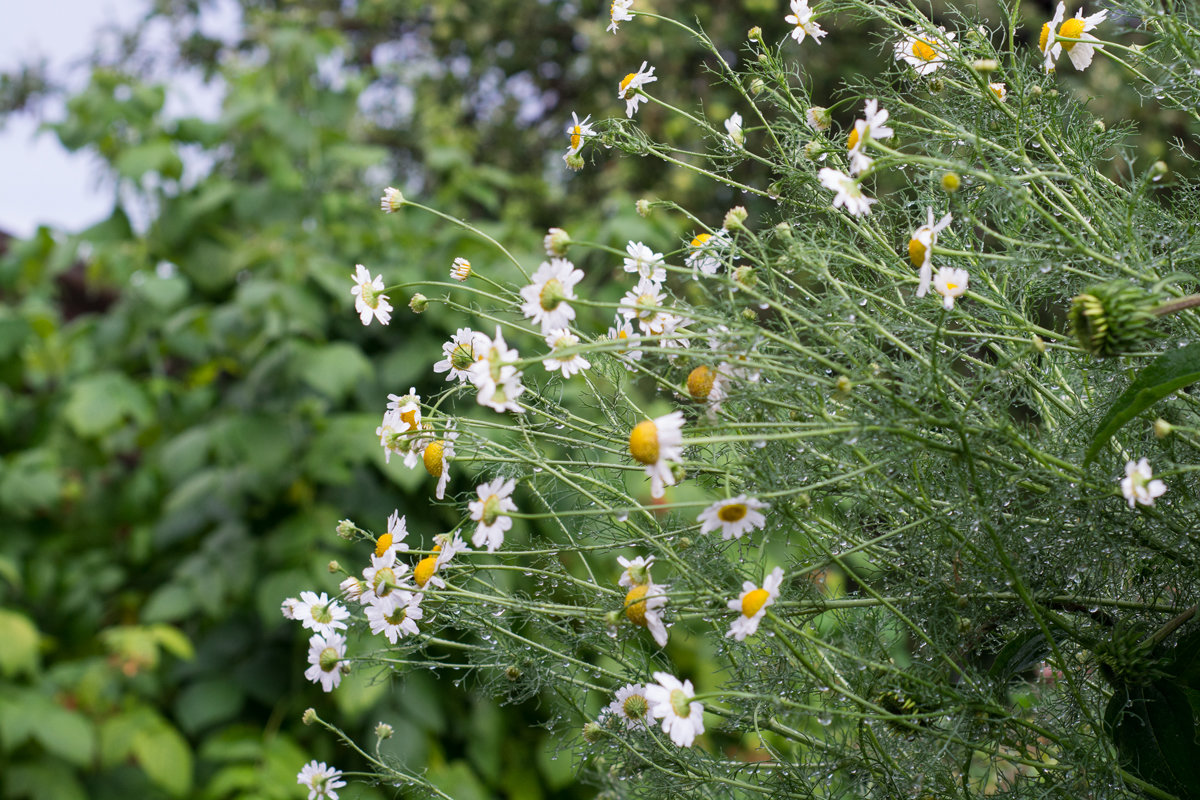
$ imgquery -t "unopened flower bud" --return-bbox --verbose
[940,171,961,193]
[1151,161,1168,181]
[582,722,604,743]
[505,665,522,681]
[757,52,769,64]
[375,722,394,739]
[1032,334,1046,353]
[1030,85,1044,97]
[928,78,945,93]
[803,140,824,161]
[749,78,765,96]
[335,519,355,539]
[971,58,998,73]
[1068,280,1160,357]
[741,307,758,321]
[328,560,341,574]
[723,206,748,231]
[774,221,793,239]
[835,375,853,395]
[1154,418,1173,439]
[409,293,428,313]
[636,199,652,218]
[302,708,317,725]
[544,227,571,256]
[748,26,762,43]
[1093,119,1106,133]
[733,265,757,287]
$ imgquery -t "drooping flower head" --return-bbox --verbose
[726,567,784,641]
[564,112,594,164]
[422,420,458,500]
[819,168,876,216]
[628,411,685,498]
[724,112,744,148]
[350,264,392,326]
[608,0,634,33]
[450,257,472,282]
[908,207,953,297]
[618,61,657,118]
[685,230,730,277]
[468,327,526,413]
[1040,3,1108,71]
[785,0,827,45]
[623,578,670,647]
[434,328,487,383]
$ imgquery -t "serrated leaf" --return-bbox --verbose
[1085,342,1200,464]
[1104,679,1200,797]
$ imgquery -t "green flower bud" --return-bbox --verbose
[1154,418,1173,439]
[409,293,428,313]
[940,171,961,193]
[723,206,748,231]
[747,26,762,43]
[1068,280,1160,357]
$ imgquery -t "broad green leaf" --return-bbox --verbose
[1104,679,1200,797]
[0,609,39,677]
[1085,342,1200,464]
[4,759,88,800]
[62,372,153,439]
[296,342,371,401]
[427,760,491,800]
[987,630,1048,684]
[149,624,195,660]
[132,719,193,796]
[32,703,96,767]
[0,449,62,517]
[174,679,242,734]
[141,584,197,623]
[115,139,183,181]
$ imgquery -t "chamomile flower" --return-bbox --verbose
[988,82,1008,101]
[296,591,350,637]
[785,0,826,45]
[468,327,527,413]
[1121,458,1167,508]
[450,257,472,282]
[908,207,953,297]
[608,315,644,366]
[846,99,893,176]
[806,105,831,132]
[628,411,685,498]
[413,533,469,591]
[602,683,652,730]
[350,264,392,326]
[620,277,673,335]
[281,597,302,620]
[519,258,584,333]
[434,328,487,383]
[1041,3,1108,71]
[724,112,744,148]
[297,761,346,800]
[726,567,784,641]
[608,0,633,33]
[685,230,730,277]
[338,576,364,604]
[375,510,410,557]
[645,672,705,747]
[617,554,655,588]
[380,187,403,213]
[623,579,670,647]
[623,241,667,282]
[697,494,769,540]
[362,549,412,603]
[543,329,591,378]
[386,388,422,434]
[365,590,424,643]
[894,26,956,75]
[468,477,518,552]
[564,112,594,163]
[304,631,347,693]
[819,168,876,216]
[422,421,458,500]
[685,364,730,411]
[618,61,657,118]
[932,266,969,310]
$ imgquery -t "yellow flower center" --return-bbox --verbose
[946,282,959,291]
[912,38,937,61]
[539,277,566,311]
[619,73,637,95]
[629,420,659,465]
[1039,22,1052,52]
[846,127,860,151]
[687,365,715,401]
[372,566,397,596]
[690,233,711,249]
[908,237,927,268]
[399,408,419,430]
[1058,17,1085,50]
[617,329,628,340]
[634,292,657,320]
[423,441,445,477]
[741,587,771,618]
[669,688,692,719]
[374,533,393,558]
[413,555,437,588]
[624,584,649,626]
[717,503,748,523]
[570,126,582,151]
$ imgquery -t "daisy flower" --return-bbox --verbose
[1041,3,1108,71]
[450,257,472,282]
[519,258,584,333]
[602,683,652,730]
[380,187,403,213]
[806,105,831,132]
[819,168,876,216]
[362,549,412,603]
[607,315,644,366]
[1121,458,1167,508]
[422,421,458,500]
[543,329,591,378]
[338,576,364,604]
[623,241,667,283]
[988,82,1007,101]
[375,510,410,557]
[468,477,518,552]
[304,632,347,693]
[846,99,893,176]
[618,61,657,118]
[386,387,422,433]
[628,411,685,498]
[623,579,670,647]
[697,494,769,540]
[281,597,302,620]
[645,672,705,747]
[434,328,487,383]
[468,326,526,413]
[932,266,969,310]
[365,590,424,643]
[413,533,470,590]
[620,277,673,335]
[724,112,744,148]
[564,112,594,164]
[297,761,346,800]
[295,591,350,637]
[894,26,956,75]
[785,0,827,45]
[685,230,730,277]
[908,207,953,297]
[544,227,571,256]
[656,313,692,352]
[349,264,392,326]
[726,567,784,641]
[608,0,633,33]
[617,554,655,588]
